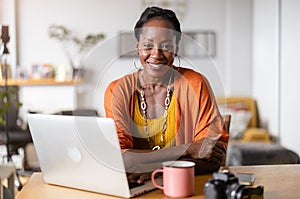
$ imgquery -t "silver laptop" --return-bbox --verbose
[27,113,161,198]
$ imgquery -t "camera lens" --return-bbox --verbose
[227,184,251,199]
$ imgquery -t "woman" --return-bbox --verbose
[104,6,228,184]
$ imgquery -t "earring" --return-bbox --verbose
[133,53,142,70]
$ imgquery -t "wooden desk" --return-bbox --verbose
[16,164,300,199]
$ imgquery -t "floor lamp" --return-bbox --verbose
[1,25,11,162]
[1,25,23,191]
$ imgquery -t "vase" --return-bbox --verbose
[72,68,85,79]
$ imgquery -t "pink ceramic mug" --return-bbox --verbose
[151,161,195,198]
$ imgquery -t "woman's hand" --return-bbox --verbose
[186,136,227,165]
[125,162,161,184]
[127,172,152,184]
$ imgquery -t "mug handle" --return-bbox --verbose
[151,169,164,190]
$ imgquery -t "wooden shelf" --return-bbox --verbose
[0,78,82,86]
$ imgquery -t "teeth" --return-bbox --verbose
[149,63,163,68]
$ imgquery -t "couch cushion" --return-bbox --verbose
[217,97,259,128]
[219,104,252,139]
[227,142,300,166]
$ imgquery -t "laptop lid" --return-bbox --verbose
[27,114,133,198]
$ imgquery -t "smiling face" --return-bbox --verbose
[137,18,177,83]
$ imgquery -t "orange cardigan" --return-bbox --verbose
[104,67,229,151]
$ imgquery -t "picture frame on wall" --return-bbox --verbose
[179,31,216,58]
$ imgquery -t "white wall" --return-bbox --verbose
[225,0,252,95]
[253,0,300,155]
[280,0,300,155]
[15,0,141,70]
[252,0,280,136]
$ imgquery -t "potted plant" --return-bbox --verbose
[0,62,22,161]
[48,25,105,78]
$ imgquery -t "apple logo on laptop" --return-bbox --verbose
[66,147,82,163]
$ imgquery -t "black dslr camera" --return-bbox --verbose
[204,170,264,199]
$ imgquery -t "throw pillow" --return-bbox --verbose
[218,103,252,139]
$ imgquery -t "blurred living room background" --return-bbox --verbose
[1,0,300,186]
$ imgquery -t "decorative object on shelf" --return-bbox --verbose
[0,63,12,80]
[31,63,55,80]
[48,25,105,78]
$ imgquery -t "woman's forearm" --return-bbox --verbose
[123,144,190,163]
[122,138,225,174]
[122,144,190,171]
[123,146,220,175]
